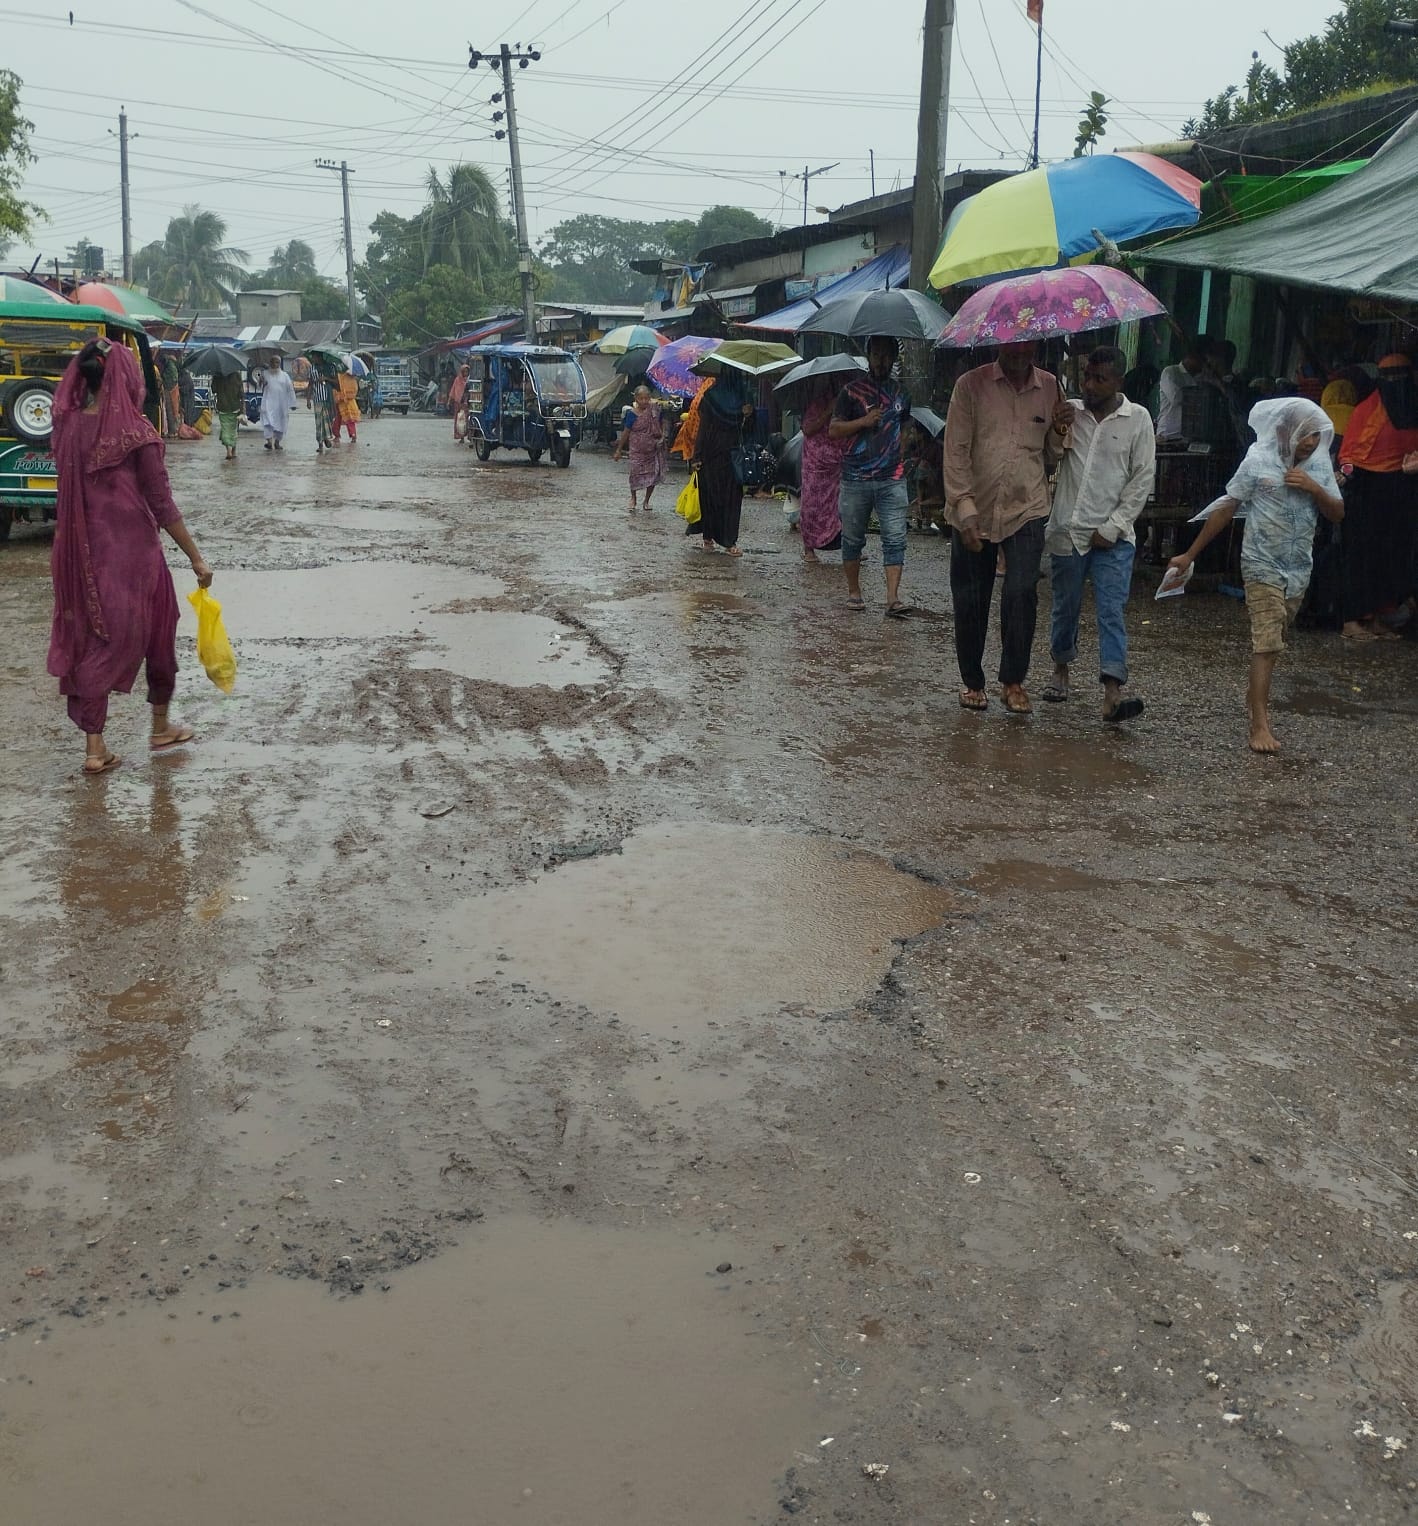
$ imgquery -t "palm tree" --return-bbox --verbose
[419,164,511,286]
[133,205,248,307]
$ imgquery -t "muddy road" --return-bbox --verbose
[3,411,1418,1525]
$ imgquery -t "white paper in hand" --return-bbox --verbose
[1155,564,1194,600]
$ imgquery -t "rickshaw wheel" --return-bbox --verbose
[551,437,571,468]
[473,438,491,462]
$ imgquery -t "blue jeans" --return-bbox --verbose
[839,478,908,568]
[1049,539,1135,685]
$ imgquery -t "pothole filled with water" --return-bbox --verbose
[0,1217,821,1526]
[435,823,954,1035]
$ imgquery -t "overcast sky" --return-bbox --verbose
[9,0,1344,280]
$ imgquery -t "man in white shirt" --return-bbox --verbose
[1043,345,1156,723]
[1154,340,1207,441]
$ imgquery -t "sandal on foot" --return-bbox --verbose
[959,689,988,711]
[1002,687,1033,715]
[1041,683,1070,703]
[150,727,195,752]
[846,596,866,612]
[82,753,121,775]
[1103,697,1145,724]
[884,603,915,620]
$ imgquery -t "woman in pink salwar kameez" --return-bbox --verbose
[48,339,213,775]
[798,379,848,562]
[613,385,667,512]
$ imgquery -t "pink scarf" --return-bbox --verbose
[48,343,163,681]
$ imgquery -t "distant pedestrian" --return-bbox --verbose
[690,369,755,555]
[212,366,243,463]
[307,364,334,454]
[797,376,847,562]
[1167,398,1344,754]
[829,335,911,612]
[331,370,359,444]
[613,385,666,512]
[48,339,212,775]
[160,348,181,438]
[449,362,470,441]
[1043,346,1155,724]
[943,341,1071,713]
[259,357,296,451]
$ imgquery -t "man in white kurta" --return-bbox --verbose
[259,357,296,450]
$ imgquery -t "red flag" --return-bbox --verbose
[1027,0,1043,21]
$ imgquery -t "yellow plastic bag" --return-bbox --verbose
[675,470,701,526]
[187,587,237,694]
[193,408,213,436]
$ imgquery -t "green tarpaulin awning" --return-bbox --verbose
[1142,113,1418,303]
[1211,159,1366,223]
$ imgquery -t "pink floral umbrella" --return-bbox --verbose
[936,265,1166,349]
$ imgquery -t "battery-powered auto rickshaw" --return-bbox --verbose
[0,299,161,542]
[462,343,586,468]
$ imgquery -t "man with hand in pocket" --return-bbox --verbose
[1043,344,1156,724]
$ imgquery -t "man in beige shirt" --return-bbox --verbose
[943,341,1073,713]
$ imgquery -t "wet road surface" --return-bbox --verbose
[3,412,1418,1523]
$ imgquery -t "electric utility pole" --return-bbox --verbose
[473,42,541,345]
[793,162,839,225]
[108,109,135,279]
[316,158,358,346]
[910,0,955,291]
[119,109,132,280]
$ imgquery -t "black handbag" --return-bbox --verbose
[731,442,771,487]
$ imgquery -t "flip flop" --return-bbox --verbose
[150,727,195,752]
[1002,688,1033,715]
[959,689,988,711]
[1103,698,1145,724]
[82,754,121,775]
[846,596,866,612]
[1041,683,1070,703]
[884,603,915,620]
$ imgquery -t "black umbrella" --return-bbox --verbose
[613,346,659,378]
[181,344,246,377]
[773,352,866,404]
[797,287,950,343]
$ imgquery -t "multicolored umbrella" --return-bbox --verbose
[74,281,174,320]
[929,153,1202,291]
[591,324,667,355]
[646,335,721,397]
[689,338,800,378]
[936,266,1167,349]
[0,276,68,303]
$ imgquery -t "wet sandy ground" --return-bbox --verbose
[3,412,1418,1524]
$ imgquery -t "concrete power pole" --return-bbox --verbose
[910,0,955,291]
[119,108,132,281]
[316,158,359,346]
[474,43,541,344]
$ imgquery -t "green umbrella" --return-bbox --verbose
[689,338,800,378]
[0,275,67,304]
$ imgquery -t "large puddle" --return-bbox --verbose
[0,1218,820,1526]
[437,824,953,1034]
[176,562,608,688]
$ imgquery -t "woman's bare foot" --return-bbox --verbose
[1341,620,1380,641]
[1248,717,1281,753]
[803,548,819,563]
[725,546,743,558]
[702,536,715,552]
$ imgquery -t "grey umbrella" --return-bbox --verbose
[909,406,946,439]
[182,344,246,377]
[772,352,867,402]
[797,287,950,342]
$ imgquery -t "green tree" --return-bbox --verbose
[687,205,773,254]
[382,264,487,348]
[0,71,39,243]
[1072,92,1110,157]
[1182,1,1417,135]
[538,214,699,301]
[253,239,319,286]
[293,275,348,320]
[420,163,513,284]
[133,205,248,307]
